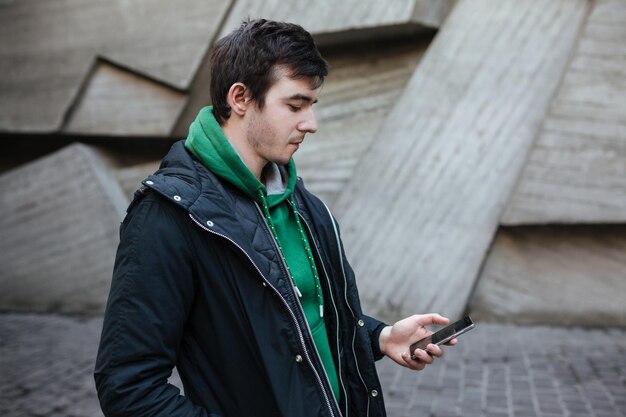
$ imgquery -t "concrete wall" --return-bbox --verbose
[0,0,232,134]
[469,225,626,327]
[468,0,626,326]
[1,0,624,326]
[332,0,590,321]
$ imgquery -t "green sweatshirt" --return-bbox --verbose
[185,106,340,401]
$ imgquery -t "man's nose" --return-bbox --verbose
[298,109,317,134]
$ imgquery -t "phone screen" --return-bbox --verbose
[431,316,474,344]
[409,316,474,358]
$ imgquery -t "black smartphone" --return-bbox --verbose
[409,316,475,359]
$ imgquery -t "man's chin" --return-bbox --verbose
[277,151,297,165]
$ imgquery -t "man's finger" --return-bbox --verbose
[402,352,427,370]
[411,348,434,363]
[425,344,444,358]
[444,337,458,346]
[417,313,450,326]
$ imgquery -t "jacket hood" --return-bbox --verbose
[143,141,203,210]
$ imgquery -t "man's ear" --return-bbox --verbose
[226,83,251,117]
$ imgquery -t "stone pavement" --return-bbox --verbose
[0,313,624,417]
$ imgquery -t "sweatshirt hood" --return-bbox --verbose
[184,106,297,206]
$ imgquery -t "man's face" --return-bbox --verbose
[245,69,319,166]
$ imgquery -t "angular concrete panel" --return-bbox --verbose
[101,0,231,89]
[219,0,455,42]
[115,160,161,201]
[0,0,230,133]
[0,144,127,313]
[294,38,429,204]
[0,0,103,132]
[502,0,626,225]
[63,61,187,136]
[332,0,589,322]
[468,226,626,327]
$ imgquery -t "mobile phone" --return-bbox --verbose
[409,316,474,360]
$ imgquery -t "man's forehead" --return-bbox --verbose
[270,75,320,101]
[269,66,320,97]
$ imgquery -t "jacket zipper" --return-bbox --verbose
[321,202,371,417]
[294,207,349,417]
[189,212,339,417]
[253,204,341,417]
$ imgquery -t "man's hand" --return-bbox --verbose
[378,313,457,371]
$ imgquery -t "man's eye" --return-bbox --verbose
[288,105,301,112]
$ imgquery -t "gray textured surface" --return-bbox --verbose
[2,313,625,417]
[1,0,624,328]
[63,62,187,136]
[219,0,455,42]
[0,0,231,132]
[295,38,429,204]
[502,0,626,225]
[332,0,589,322]
[469,225,626,327]
[0,144,126,313]
[114,160,161,201]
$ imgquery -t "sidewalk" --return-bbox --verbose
[0,313,624,417]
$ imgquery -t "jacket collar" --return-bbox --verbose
[142,141,297,297]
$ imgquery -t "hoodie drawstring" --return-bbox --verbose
[259,189,324,317]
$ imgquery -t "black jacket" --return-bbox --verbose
[95,141,387,417]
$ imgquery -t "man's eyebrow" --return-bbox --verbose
[285,94,318,104]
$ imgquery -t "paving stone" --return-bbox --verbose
[1,316,625,417]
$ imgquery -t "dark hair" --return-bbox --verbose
[210,19,329,124]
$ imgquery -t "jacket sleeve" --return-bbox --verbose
[363,315,388,361]
[325,204,388,361]
[318,197,390,361]
[94,194,215,417]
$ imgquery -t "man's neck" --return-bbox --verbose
[221,122,266,181]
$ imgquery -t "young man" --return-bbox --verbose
[95,19,455,417]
